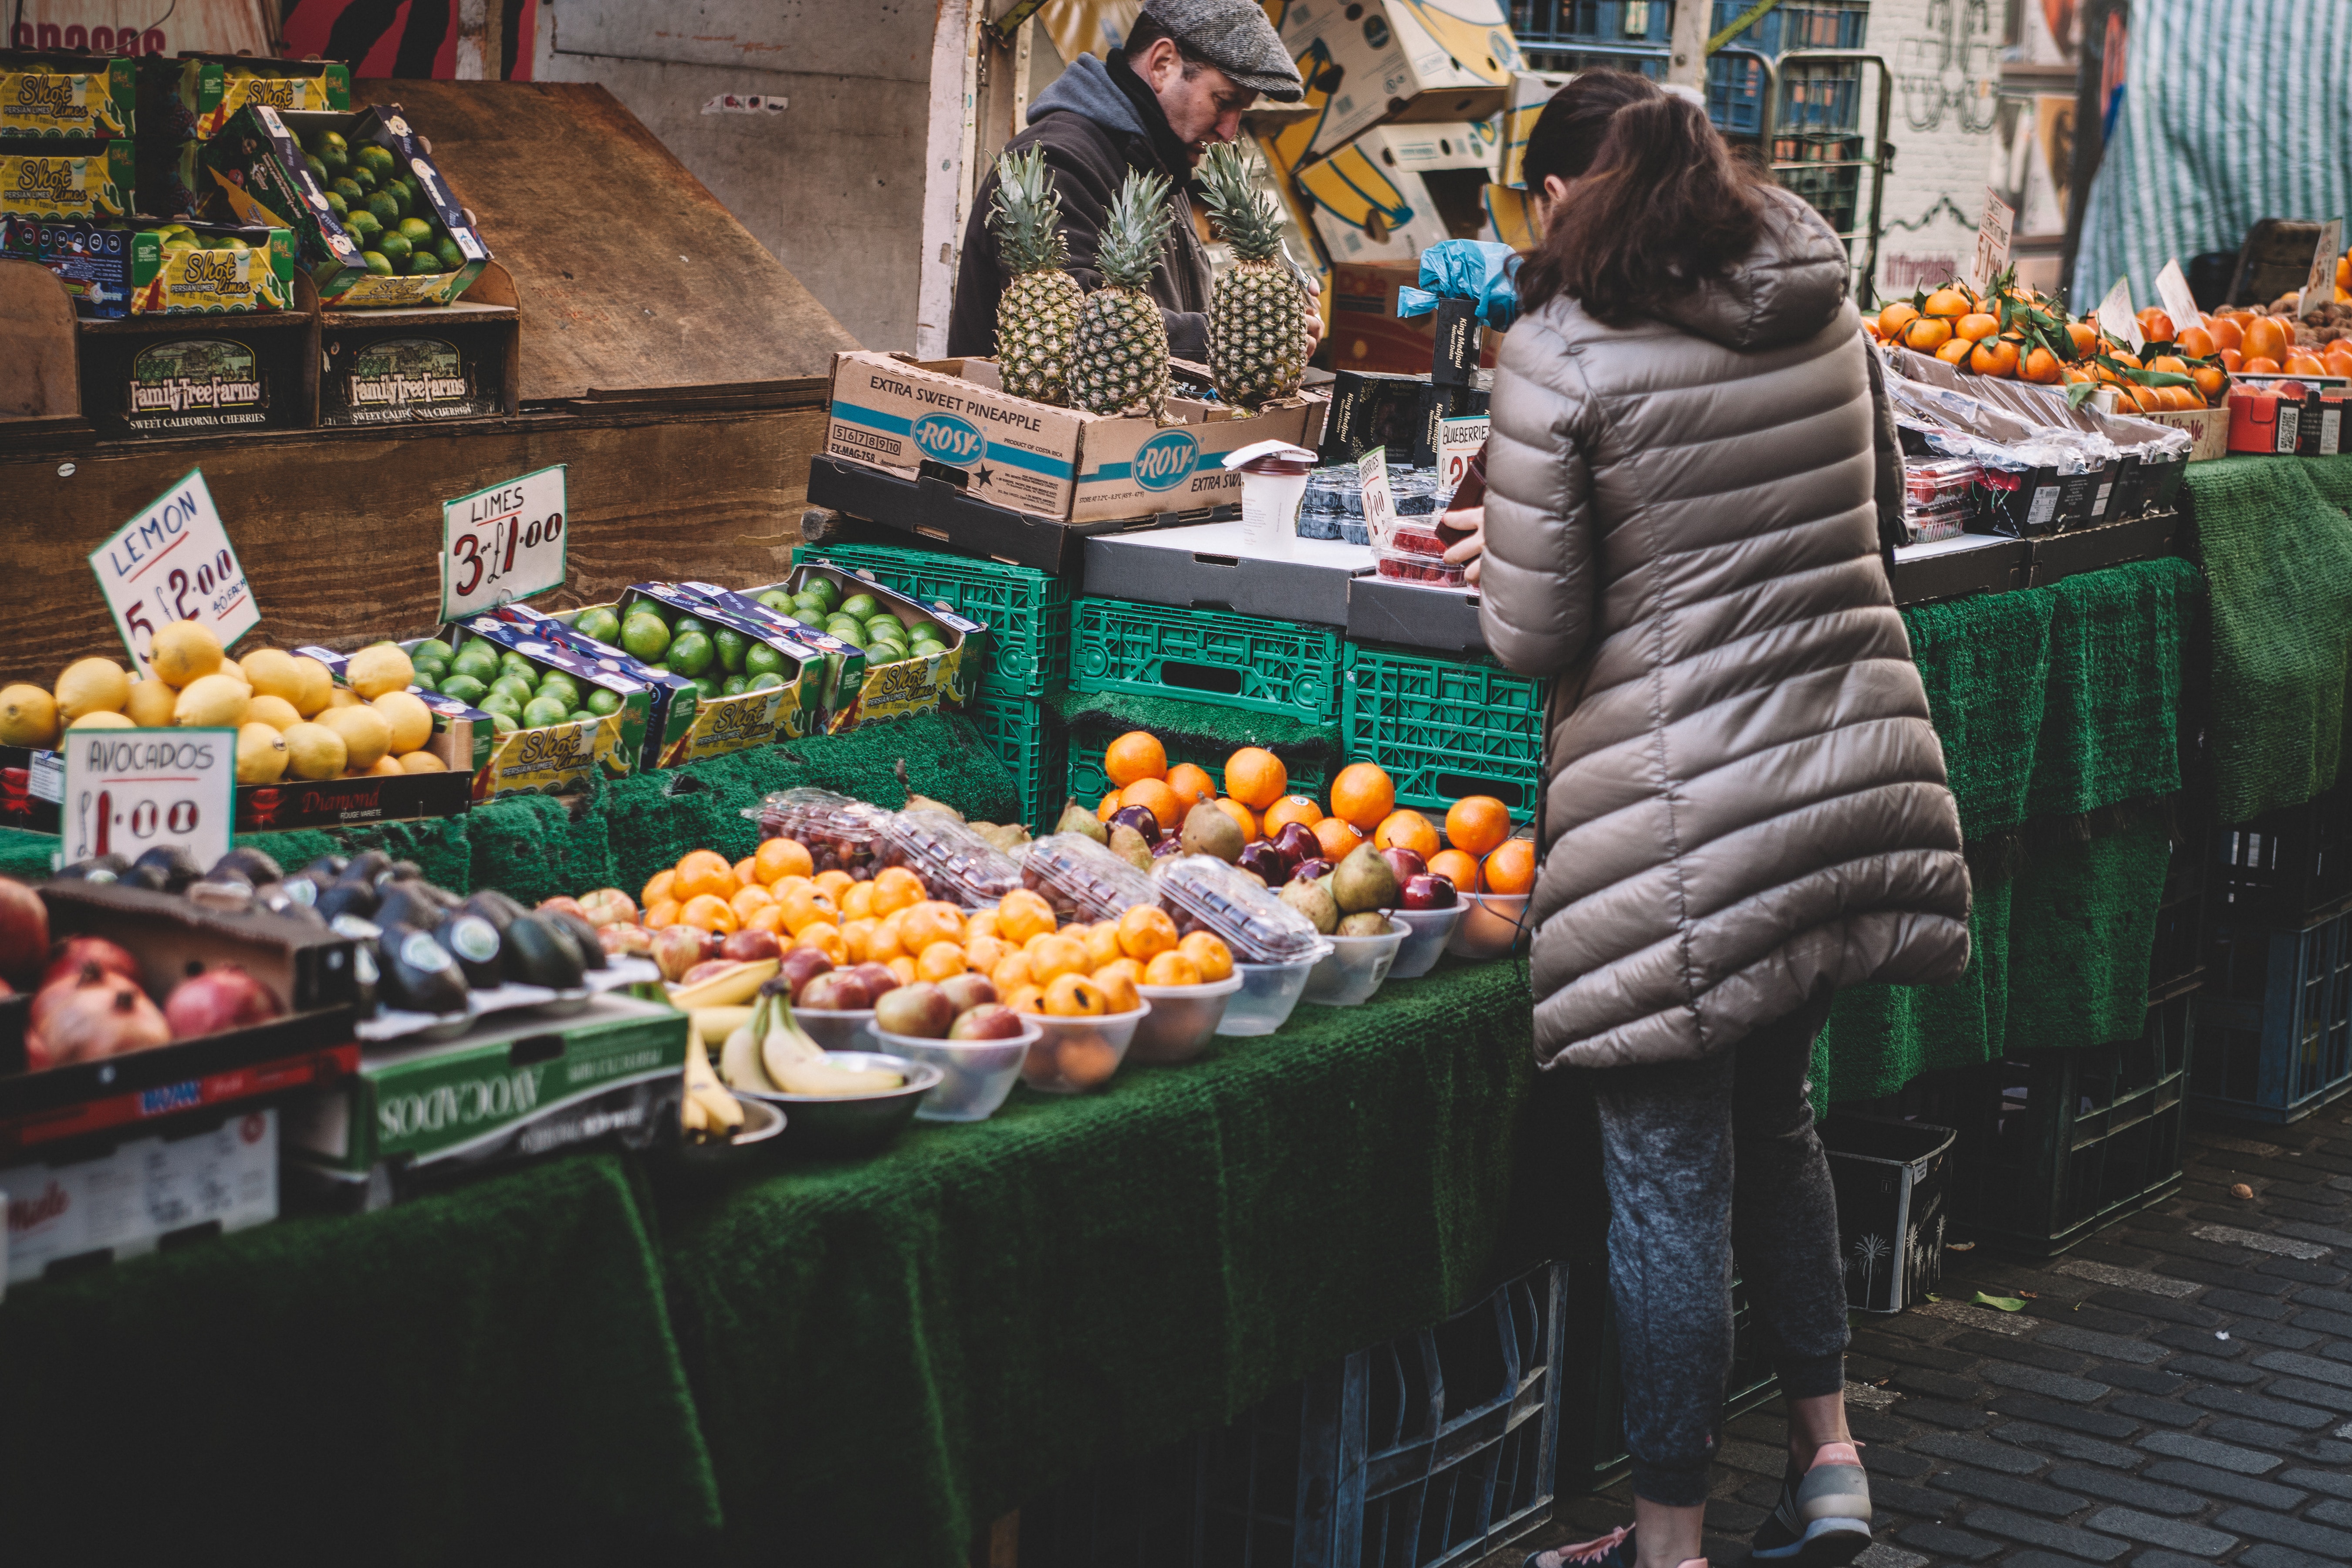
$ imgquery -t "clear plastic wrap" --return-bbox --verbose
[1297,464,1371,544]
[1390,467,1442,516]
[1020,833,1157,923]
[1901,458,1980,544]
[744,787,888,877]
[1375,544,1471,585]
[874,811,1024,906]
[1152,853,1328,964]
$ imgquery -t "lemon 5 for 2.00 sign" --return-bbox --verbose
[87,468,259,679]
[441,464,566,620]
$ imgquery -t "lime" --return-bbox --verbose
[801,578,841,609]
[314,130,350,161]
[720,675,747,697]
[367,191,400,228]
[668,631,715,678]
[345,210,382,246]
[743,643,787,679]
[477,692,523,720]
[865,644,905,665]
[672,615,709,644]
[838,593,879,621]
[489,675,536,706]
[436,237,466,271]
[584,688,622,716]
[497,651,536,679]
[409,670,439,693]
[745,672,784,693]
[378,231,413,264]
[632,599,678,628]
[411,657,449,685]
[413,638,455,663]
[536,674,581,706]
[348,164,377,194]
[304,154,329,184]
[356,144,395,178]
[406,250,441,277]
[362,250,395,277]
[331,176,365,205]
[397,216,435,247]
[387,186,416,223]
[866,629,908,652]
[450,651,497,685]
[460,637,500,662]
[756,591,794,614]
[487,711,518,736]
[825,618,865,643]
[572,607,621,645]
[568,710,599,727]
[711,628,748,673]
[864,613,904,638]
[521,696,571,730]
[690,676,722,701]
[620,614,671,661]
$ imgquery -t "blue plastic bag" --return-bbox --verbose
[1396,240,1520,330]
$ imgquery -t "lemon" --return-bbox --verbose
[173,672,251,728]
[371,690,433,754]
[367,755,406,777]
[235,722,289,784]
[0,684,59,747]
[318,704,392,770]
[67,710,135,730]
[328,688,361,709]
[398,751,449,773]
[240,649,305,704]
[282,721,348,781]
[288,655,335,718]
[54,657,131,721]
[124,678,178,727]
[347,642,414,700]
[246,693,302,731]
[149,621,223,688]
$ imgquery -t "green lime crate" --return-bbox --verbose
[971,688,1069,835]
[1071,599,1343,725]
[1064,733,1331,811]
[1342,645,1549,816]
[791,542,1071,696]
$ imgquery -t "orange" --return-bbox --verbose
[1214,797,1260,841]
[2191,365,2228,401]
[1143,951,1202,987]
[1877,302,1919,338]
[2326,348,2352,378]
[746,903,785,936]
[867,911,909,962]
[1373,809,1440,858]
[1443,795,1512,856]
[2243,356,2282,375]
[645,899,681,930]
[1093,965,1141,1015]
[1080,921,1123,969]
[1095,789,1123,822]
[777,884,841,937]
[2243,316,2289,365]
[1163,763,1217,808]
[1263,794,1325,833]
[996,889,1058,946]
[1967,337,2021,378]
[899,900,966,952]
[1935,338,1972,365]
[917,939,968,982]
[839,917,879,963]
[1116,904,1181,961]
[1030,933,1090,985]
[965,906,999,942]
[1022,929,1057,954]
[2064,321,2098,358]
[1103,730,1168,788]
[2220,348,2244,373]
[813,868,855,901]
[965,933,1013,975]
[1118,777,1179,831]
[1860,317,1883,342]
[673,850,735,904]
[1311,815,1366,860]
[1953,312,1999,342]
[2020,346,2063,384]
[1043,973,1108,1017]
[1922,286,1971,318]
[678,893,739,934]
[1177,931,1233,981]
[795,923,849,966]
[2147,354,2188,377]
[1899,315,1953,352]
[2109,350,2142,371]
[732,855,759,892]
[1096,954,1145,985]
[2205,315,2243,353]
[839,881,877,922]
[2137,308,2175,344]
[1005,983,1047,1015]
[2062,367,2095,386]
[2284,352,2328,377]
[992,950,1038,993]
[869,866,925,917]
[641,868,676,910]
[1223,747,1288,810]
[886,955,917,987]
[2176,324,2217,359]
[1428,848,1483,893]
[1483,838,1536,896]
[730,884,776,923]
[755,837,813,884]
[1329,763,1396,831]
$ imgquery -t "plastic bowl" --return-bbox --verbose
[1302,919,1408,1006]
[1128,974,1244,1064]
[795,1006,877,1054]
[1386,904,1466,980]
[1447,893,1532,962]
[876,1021,1041,1122]
[1019,1005,1150,1094]
[1216,947,1331,1036]
[747,1051,943,1157]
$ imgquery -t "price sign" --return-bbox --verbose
[1356,447,1397,547]
[1968,188,2014,295]
[87,470,258,678]
[441,464,567,619]
[2299,218,2344,318]
[2097,276,2143,353]
[59,727,235,873]
[1437,415,1489,504]
[2154,259,2203,341]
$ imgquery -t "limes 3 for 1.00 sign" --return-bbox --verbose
[441,464,566,619]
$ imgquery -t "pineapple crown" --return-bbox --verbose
[1197,142,1286,265]
[1096,169,1174,293]
[989,146,1070,275]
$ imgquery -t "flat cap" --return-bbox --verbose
[1139,0,1304,101]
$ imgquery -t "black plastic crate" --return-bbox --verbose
[1821,1115,1956,1314]
[2208,776,2352,927]
[1019,1263,1566,1568]
[2151,826,2208,1002]
[2191,909,2352,1123]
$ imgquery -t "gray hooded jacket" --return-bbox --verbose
[1480,187,1971,1070]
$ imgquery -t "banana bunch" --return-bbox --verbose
[680,1026,745,1139]
[720,985,903,1098]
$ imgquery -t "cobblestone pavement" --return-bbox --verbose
[1487,1098,2352,1568]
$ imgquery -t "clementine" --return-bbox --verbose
[2191,365,2228,401]
[839,917,878,963]
[1004,982,1047,1015]
[1953,311,1999,342]
[2147,354,2189,377]
[1043,972,1110,1017]
[1095,789,1123,822]
[1444,794,1513,855]
[645,899,681,930]
[2243,316,2289,365]
[1373,809,1440,858]
[1329,762,1396,831]
[1163,762,1217,808]
[778,884,841,937]
[1116,904,1181,961]
[2220,347,2244,373]
[2176,324,2217,359]
[1093,965,1141,1014]
[917,939,968,982]
[1030,933,1091,985]
[730,884,776,923]
[964,933,1013,975]
[869,865,925,916]
[991,950,1038,994]
[2136,308,2175,343]
[2243,356,2282,375]
[1104,730,1168,788]
[1921,286,1971,318]
[2064,321,2099,358]
[672,849,735,904]
[1177,931,1234,981]
[1935,338,1973,365]
[1483,838,1536,896]
[1967,337,2021,378]
[732,855,759,892]
[2284,352,2328,377]
[1223,747,1288,809]
[886,955,917,987]
[746,904,786,937]
[1899,315,1953,352]
[1263,794,1325,833]
[642,868,676,909]
[754,836,814,885]
[1142,952,1203,987]
[2020,346,2063,384]
[2204,315,2243,353]
[996,888,1058,945]
[1428,848,1483,894]
[678,893,739,934]
[899,899,966,951]
[839,880,877,922]
[1079,921,1123,969]
[795,923,849,967]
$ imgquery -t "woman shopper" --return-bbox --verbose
[1481,76,1973,1568]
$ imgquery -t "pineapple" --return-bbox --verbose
[987,147,1084,406]
[1071,169,1175,420]
[1197,142,1310,410]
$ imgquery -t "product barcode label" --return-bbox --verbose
[2277,406,2300,453]
[2322,409,2342,456]
[2027,487,2060,527]
[30,750,61,803]
[2092,483,2114,517]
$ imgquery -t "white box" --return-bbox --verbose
[3,1109,277,1280]
[1275,0,1521,159]
[1297,120,1498,264]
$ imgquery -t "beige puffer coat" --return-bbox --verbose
[1481,188,1971,1070]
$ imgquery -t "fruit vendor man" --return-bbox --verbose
[948,0,1324,367]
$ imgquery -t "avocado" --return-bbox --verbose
[316,875,382,923]
[501,912,585,990]
[542,909,608,972]
[302,854,351,881]
[461,889,528,933]
[434,911,506,989]
[211,847,284,886]
[375,924,470,1016]
[372,881,446,935]
[129,845,204,893]
[341,849,393,886]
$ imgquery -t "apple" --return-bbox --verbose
[537,895,590,924]
[949,1003,1026,1040]
[576,888,638,928]
[1402,873,1458,910]
[651,923,713,983]
[1290,857,1332,884]
[937,973,997,1014]
[848,961,898,998]
[1271,822,1321,864]
[776,945,834,997]
[874,981,955,1039]
[798,970,873,1011]
[1380,847,1427,884]
[1236,840,1291,885]
[597,923,653,957]
[720,928,782,963]
[1110,804,1162,847]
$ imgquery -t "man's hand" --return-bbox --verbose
[1441,505,1484,585]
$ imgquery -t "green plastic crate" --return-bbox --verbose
[791,543,1071,696]
[971,689,1069,835]
[1342,645,1549,816]
[1071,599,1343,724]
[1064,733,1331,811]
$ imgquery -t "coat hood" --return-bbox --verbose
[1652,186,1852,351]
[1027,53,1149,143]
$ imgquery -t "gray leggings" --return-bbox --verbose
[1591,992,1849,1507]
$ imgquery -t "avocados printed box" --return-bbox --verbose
[0,139,130,218]
[824,351,1324,526]
[0,53,133,139]
[2,217,292,317]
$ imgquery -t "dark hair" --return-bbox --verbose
[1123,15,1208,78]
[1521,69,1662,189]
[1517,91,1768,324]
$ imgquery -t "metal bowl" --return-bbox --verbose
[745,1051,943,1158]
[669,1094,787,1170]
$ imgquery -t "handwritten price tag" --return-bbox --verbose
[2154,259,2203,341]
[2300,218,2343,319]
[441,464,567,620]
[1437,415,1489,504]
[60,727,235,873]
[87,469,258,678]
[2097,276,2143,353]
[1969,188,2014,295]
[1356,447,1397,547]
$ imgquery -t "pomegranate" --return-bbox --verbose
[576,889,639,928]
[43,934,139,990]
[33,971,169,1066]
[0,876,48,987]
[163,964,283,1041]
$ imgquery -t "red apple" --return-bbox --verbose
[597,923,653,957]
[1271,821,1321,864]
[874,982,955,1039]
[1236,841,1291,885]
[1380,847,1427,884]
[0,876,48,988]
[537,895,590,924]
[798,970,873,1011]
[651,923,713,983]
[948,1002,1026,1040]
[848,961,898,998]
[1401,873,1458,910]
[720,928,782,963]
[937,973,997,1015]
[776,945,834,997]
[1290,857,1333,884]
[576,888,639,928]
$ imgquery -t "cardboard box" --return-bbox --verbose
[1496,69,1571,189]
[0,51,133,139]
[492,603,701,772]
[1295,119,1497,265]
[281,993,686,1201]
[432,618,653,798]
[2,214,293,318]
[1480,182,1537,249]
[4,1108,277,1280]
[0,138,130,218]
[824,351,1323,527]
[2227,384,2301,455]
[726,568,987,728]
[74,311,311,438]
[154,55,349,142]
[1083,520,1372,626]
[2139,404,2230,461]
[610,581,849,750]
[320,315,514,425]
[198,102,490,309]
[1273,0,1519,160]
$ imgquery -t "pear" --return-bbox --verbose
[1338,911,1391,936]
[1055,798,1108,845]
[1279,877,1339,934]
[1108,822,1153,871]
[1332,842,1400,915]
[1178,800,1244,863]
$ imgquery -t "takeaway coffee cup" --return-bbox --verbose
[1225,439,1317,556]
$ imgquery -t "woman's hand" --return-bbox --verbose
[1441,505,1485,585]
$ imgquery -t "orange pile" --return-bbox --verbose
[1865,276,2231,411]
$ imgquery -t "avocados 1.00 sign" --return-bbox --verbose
[442,465,566,619]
